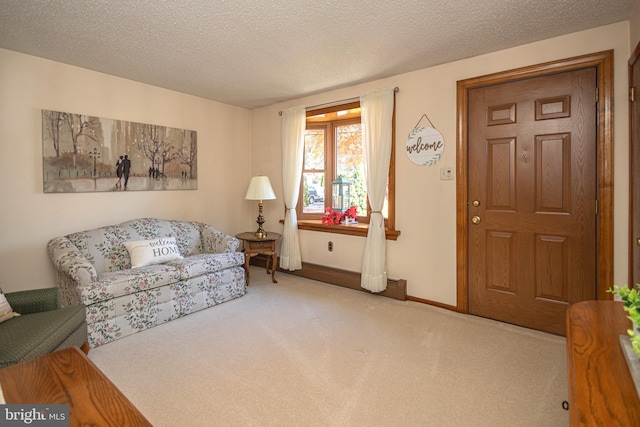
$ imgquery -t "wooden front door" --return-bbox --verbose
[467,68,597,335]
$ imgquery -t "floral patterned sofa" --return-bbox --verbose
[47,218,246,348]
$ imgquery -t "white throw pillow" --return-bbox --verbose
[0,288,20,324]
[123,237,183,268]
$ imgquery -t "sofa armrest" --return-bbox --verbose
[47,237,97,306]
[6,288,59,314]
[201,225,240,253]
[47,237,97,284]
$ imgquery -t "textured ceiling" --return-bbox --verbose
[0,0,635,109]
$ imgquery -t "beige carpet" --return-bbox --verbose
[89,267,569,426]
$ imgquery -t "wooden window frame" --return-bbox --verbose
[293,99,399,240]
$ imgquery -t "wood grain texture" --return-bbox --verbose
[237,232,281,284]
[467,68,596,335]
[629,42,640,288]
[0,347,152,426]
[566,301,640,426]
[456,50,614,318]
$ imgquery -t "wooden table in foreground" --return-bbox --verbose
[566,300,640,426]
[0,346,152,426]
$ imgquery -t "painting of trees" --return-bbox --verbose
[135,124,165,171]
[177,130,197,179]
[134,124,196,177]
[61,113,101,167]
[43,110,64,157]
[42,109,197,193]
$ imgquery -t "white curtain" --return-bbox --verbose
[279,105,306,271]
[360,88,395,292]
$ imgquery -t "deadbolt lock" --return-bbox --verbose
[637,237,640,246]
[472,200,480,207]
[471,216,481,225]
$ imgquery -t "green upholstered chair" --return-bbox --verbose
[0,288,87,368]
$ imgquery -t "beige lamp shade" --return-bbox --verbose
[245,176,275,238]
[245,176,276,201]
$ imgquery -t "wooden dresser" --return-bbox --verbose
[566,300,640,426]
[0,346,152,426]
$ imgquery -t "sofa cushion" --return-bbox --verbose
[79,264,181,305]
[123,237,183,268]
[0,304,86,368]
[167,252,245,280]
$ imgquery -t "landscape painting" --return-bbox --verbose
[42,110,197,193]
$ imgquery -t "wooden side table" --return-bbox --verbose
[236,232,281,284]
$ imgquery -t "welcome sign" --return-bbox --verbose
[406,126,444,166]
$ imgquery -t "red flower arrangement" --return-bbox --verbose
[321,206,358,226]
[344,205,358,220]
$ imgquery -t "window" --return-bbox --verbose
[296,101,398,239]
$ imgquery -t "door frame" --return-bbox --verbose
[456,50,614,313]
[629,42,640,285]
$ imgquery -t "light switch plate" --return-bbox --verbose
[440,167,454,180]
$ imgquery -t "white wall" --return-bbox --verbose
[0,48,253,292]
[251,22,631,306]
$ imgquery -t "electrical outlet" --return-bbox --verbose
[440,167,454,180]
[328,241,333,252]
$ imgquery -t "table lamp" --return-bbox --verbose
[245,176,276,238]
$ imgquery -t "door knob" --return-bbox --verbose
[637,237,640,246]
[471,216,481,225]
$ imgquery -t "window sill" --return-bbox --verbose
[280,219,400,240]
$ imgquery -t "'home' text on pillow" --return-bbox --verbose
[123,237,183,268]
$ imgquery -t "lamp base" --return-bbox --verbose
[255,201,267,239]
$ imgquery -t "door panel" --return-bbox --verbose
[536,133,570,212]
[468,68,597,335]
[534,234,567,301]
[486,231,516,293]
[487,138,516,210]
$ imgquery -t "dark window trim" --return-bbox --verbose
[280,219,400,240]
